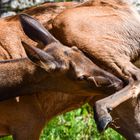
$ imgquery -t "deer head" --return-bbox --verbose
[19,14,123,92]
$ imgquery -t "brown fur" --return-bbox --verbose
[0,1,139,139]
[52,0,140,78]
[52,0,140,138]
[0,3,123,139]
[0,2,78,60]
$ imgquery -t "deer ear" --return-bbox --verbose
[19,14,58,45]
[22,42,56,71]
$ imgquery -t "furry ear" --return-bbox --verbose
[22,42,57,71]
[19,14,58,45]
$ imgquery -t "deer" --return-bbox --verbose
[0,2,139,140]
[51,0,140,131]
[0,13,124,140]
[0,1,124,131]
[0,13,123,101]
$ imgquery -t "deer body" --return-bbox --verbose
[52,0,140,78]
[0,2,139,140]
[0,9,124,139]
[52,0,140,131]
[0,2,77,60]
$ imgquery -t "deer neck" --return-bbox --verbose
[0,58,45,100]
[35,91,91,122]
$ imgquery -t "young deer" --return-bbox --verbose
[0,14,123,140]
[0,2,139,139]
[0,14,123,101]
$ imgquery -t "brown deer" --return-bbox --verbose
[52,0,140,131]
[0,2,139,140]
[0,13,122,101]
[0,13,123,140]
[0,2,124,131]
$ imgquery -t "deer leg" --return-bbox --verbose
[12,126,42,140]
[11,119,44,140]
[94,80,140,132]
[94,62,140,132]
[94,80,135,131]
[13,132,40,140]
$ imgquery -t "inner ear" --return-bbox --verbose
[19,14,58,45]
[22,41,58,72]
[22,41,54,64]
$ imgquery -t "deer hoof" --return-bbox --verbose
[96,115,112,132]
[94,106,112,132]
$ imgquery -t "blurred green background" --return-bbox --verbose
[1,0,138,139]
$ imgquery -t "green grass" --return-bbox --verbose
[0,104,125,140]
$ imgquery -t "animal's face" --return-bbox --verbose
[20,14,123,91]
